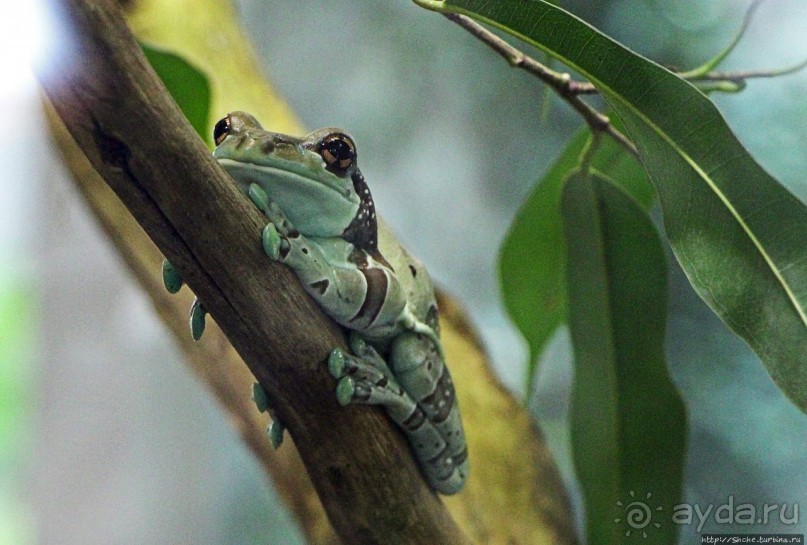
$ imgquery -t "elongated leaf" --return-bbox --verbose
[499,127,653,395]
[424,0,807,412]
[562,171,686,545]
[141,43,211,146]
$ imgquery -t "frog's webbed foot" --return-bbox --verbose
[248,184,298,261]
[189,297,207,341]
[163,259,210,341]
[248,184,289,231]
[346,332,395,374]
[252,382,285,449]
[327,341,465,493]
[327,345,399,407]
[260,223,287,261]
[162,259,184,293]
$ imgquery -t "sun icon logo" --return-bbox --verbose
[614,491,663,538]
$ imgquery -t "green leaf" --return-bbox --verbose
[423,0,807,412]
[499,127,653,396]
[141,43,212,146]
[562,171,686,545]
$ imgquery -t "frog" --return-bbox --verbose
[162,112,468,495]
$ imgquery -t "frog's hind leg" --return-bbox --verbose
[389,332,469,494]
[328,341,465,494]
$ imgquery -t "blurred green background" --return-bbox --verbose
[0,0,804,543]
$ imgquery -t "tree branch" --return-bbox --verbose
[442,13,638,157]
[442,12,806,152]
[35,1,471,543]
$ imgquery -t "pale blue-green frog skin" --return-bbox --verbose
[163,112,468,494]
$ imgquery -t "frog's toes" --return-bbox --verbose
[335,376,356,406]
[328,348,347,379]
[434,466,467,496]
[162,259,183,294]
[348,332,368,355]
[252,382,270,413]
[267,418,285,449]
[261,223,289,260]
[251,382,285,449]
[189,297,207,341]
[348,333,388,370]
[248,183,269,212]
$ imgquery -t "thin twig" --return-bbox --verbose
[444,12,807,153]
[687,61,807,82]
[443,13,638,157]
[570,61,807,94]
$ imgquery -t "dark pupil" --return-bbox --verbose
[326,138,354,162]
[213,117,230,143]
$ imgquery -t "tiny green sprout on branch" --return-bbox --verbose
[576,130,603,176]
[679,0,764,79]
[435,2,805,159]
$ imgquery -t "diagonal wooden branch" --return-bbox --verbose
[49,100,579,545]
[35,1,471,544]
[45,103,340,544]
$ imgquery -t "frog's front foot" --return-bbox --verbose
[162,259,184,293]
[189,297,207,341]
[261,223,288,260]
[248,183,294,261]
[334,376,357,407]
[327,348,348,382]
[252,382,285,449]
[163,260,208,342]
[248,182,270,212]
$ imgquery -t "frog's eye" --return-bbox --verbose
[213,116,231,146]
[318,134,356,172]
